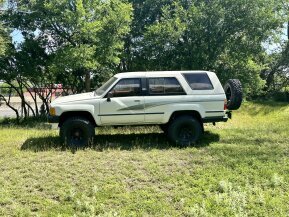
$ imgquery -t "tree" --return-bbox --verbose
[4,0,132,92]
[0,0,132,120]
[123,0,287,95]
[262,42,289,95]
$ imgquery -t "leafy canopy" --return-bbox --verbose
[126,0,287,94]
[3,0,133,91]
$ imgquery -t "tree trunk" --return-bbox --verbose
[23,81,39,116]
[287,21,289,40]
[24,100,36,117]
[0,93,20,123]
[21,99,28,118]
[85,71,91,92]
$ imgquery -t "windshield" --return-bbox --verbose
[95,77,117,96]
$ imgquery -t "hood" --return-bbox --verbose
[51,92,98,106]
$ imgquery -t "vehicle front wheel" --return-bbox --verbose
[168,116,202,146]
[60,117,95,148]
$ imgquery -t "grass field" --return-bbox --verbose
[0,101,288,216]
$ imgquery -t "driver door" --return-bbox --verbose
[99,78,145,125]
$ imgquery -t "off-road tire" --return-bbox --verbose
[224,79,243,110]
[159,124,168,134]
[60,117,95,148]
[167,116,202,146]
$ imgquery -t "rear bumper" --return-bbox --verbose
[48,115,59,123]
[202,110,232,123]
[202,116,228,123]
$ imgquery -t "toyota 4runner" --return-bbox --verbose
[48,71,242,146]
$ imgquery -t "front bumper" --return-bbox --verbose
[48,115,59,123]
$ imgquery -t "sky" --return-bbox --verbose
[10,29,24,44]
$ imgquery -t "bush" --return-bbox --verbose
[272,91,289,102]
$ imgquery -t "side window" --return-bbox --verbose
[149,77,185,95]
[111,78,141,97]
[183,73,214,90]
[149,78,164,94]
[165,77,185,94]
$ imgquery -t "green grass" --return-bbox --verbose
[0,101,288,216]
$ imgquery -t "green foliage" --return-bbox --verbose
[0,24,8,56]
[1,0,289,96]
[263,39,289,95]
[3,0,133,92]
[0,82,18,95]
[126,0,288,95]
[0,0,8,56]
[0,102,289,215]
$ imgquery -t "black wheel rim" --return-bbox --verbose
[225,86,232,101]
[69,127,86,146]
[178,125,195,143]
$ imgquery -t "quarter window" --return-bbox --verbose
[111,78,141,97]
[183,73,213,90]
[149,77,185,95]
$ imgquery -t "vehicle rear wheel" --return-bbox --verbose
[167,116,202,146]
[60,117,95,148]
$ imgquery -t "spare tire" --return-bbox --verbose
[224,79,243,110]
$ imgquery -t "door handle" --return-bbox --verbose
[134,100,141,102]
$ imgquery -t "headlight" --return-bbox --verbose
[49,107,56,116]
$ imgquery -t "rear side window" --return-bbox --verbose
[148,77,185,95]
[183,73,214,90]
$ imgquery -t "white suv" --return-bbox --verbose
[48,71,242,146]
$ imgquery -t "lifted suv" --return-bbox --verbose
[48,71,242,146]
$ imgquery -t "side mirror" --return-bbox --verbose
[107,92,113,102]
